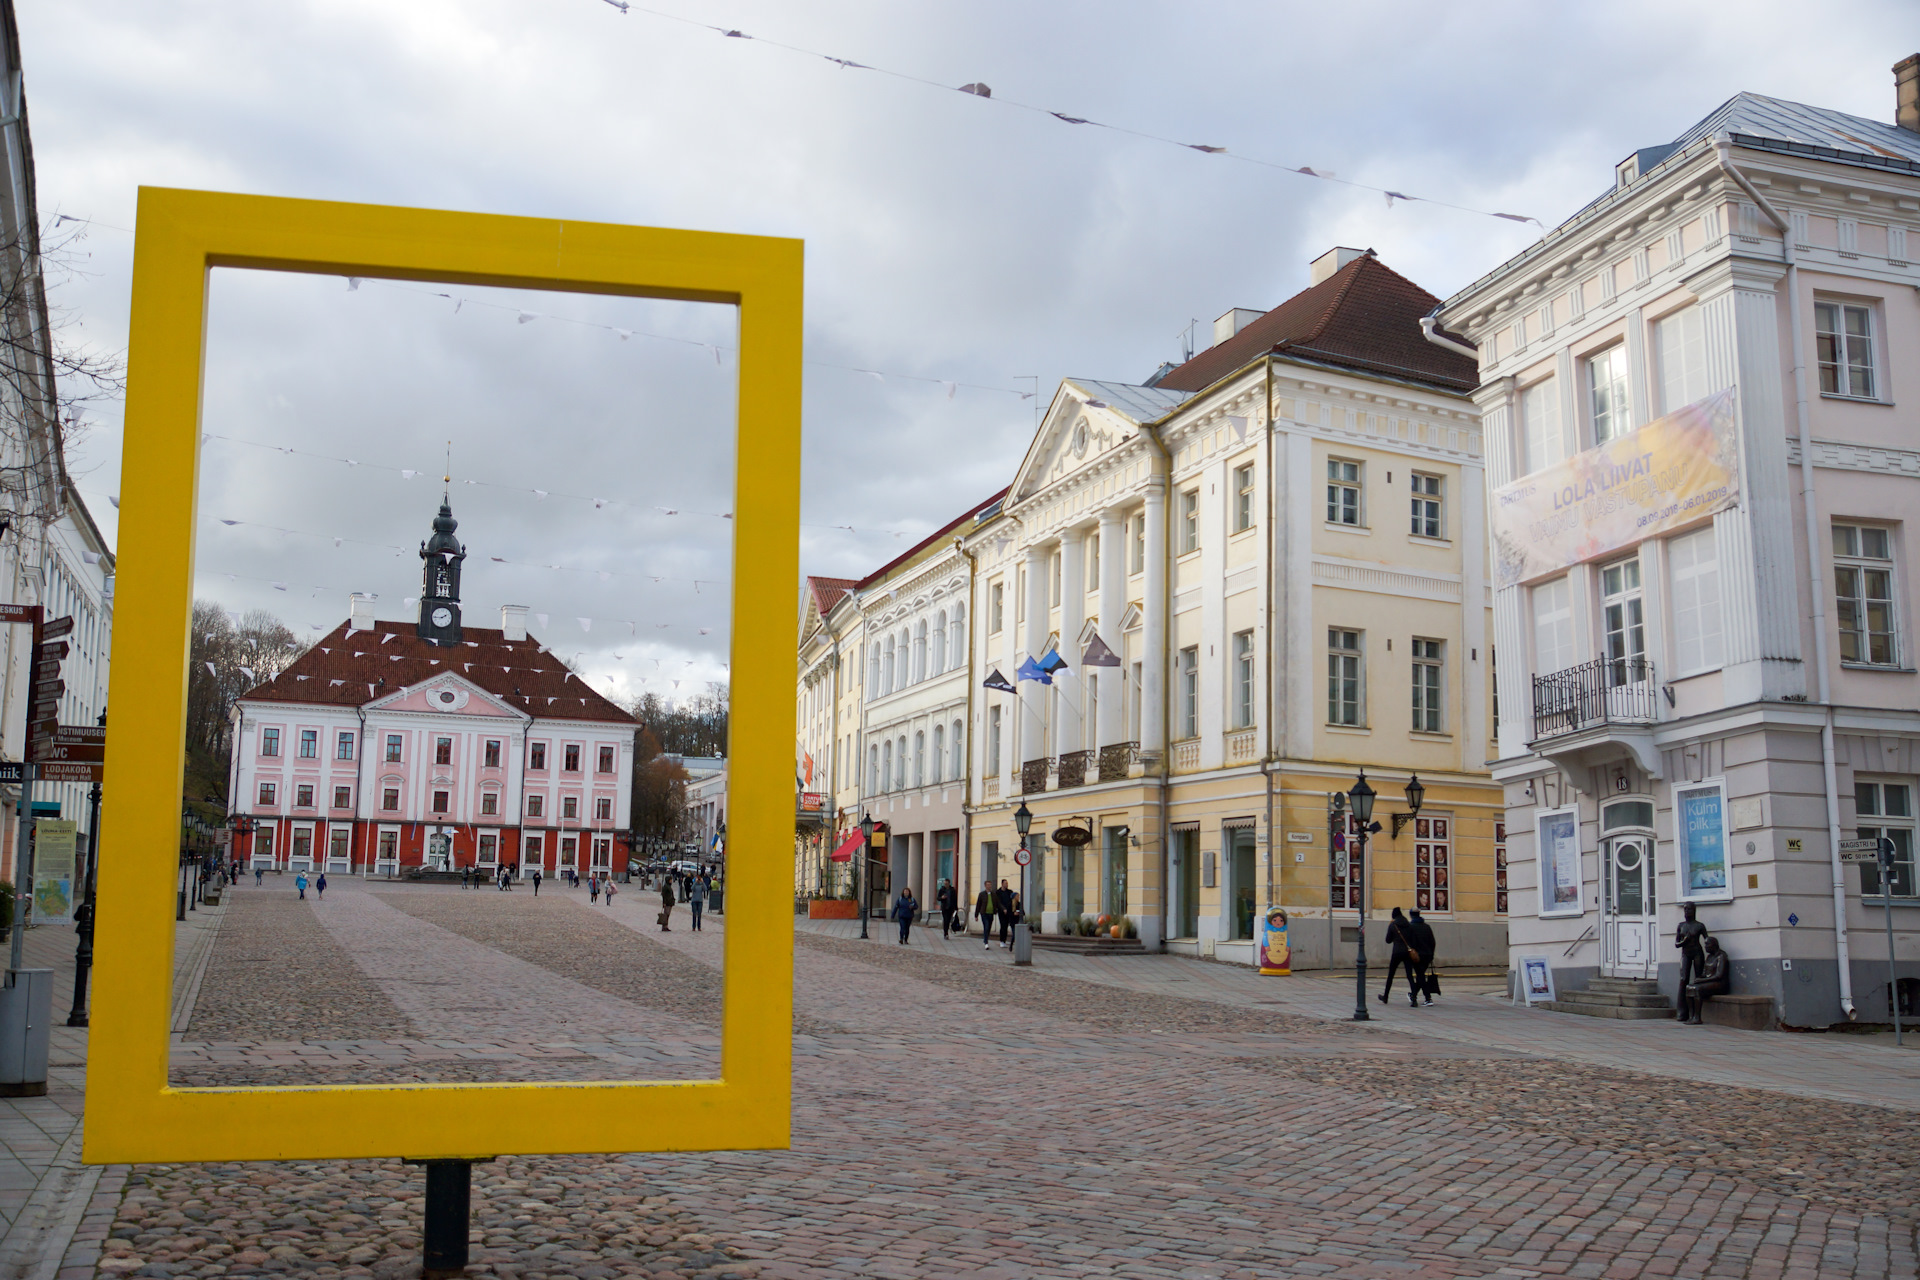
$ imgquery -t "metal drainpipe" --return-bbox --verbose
[954,535,978,904]
[354,705,368,877]
[1138,415,1174,948]
[1716,137,1853,1018]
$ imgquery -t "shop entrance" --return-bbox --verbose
[1601,834,1656,978]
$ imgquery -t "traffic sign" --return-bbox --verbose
[1013,846,1032,866]
[34,761,102,784]
[0,604,41,625]
[37,616,72,642]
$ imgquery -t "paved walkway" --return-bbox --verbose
[796,915,1920,1110]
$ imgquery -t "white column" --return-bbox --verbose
[1021,544,1049,777]
[1096,508,1125,748]
[1142,480,1168,759]
[1058,528,1087,754]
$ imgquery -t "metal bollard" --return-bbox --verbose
[1012,922,1032,966]
[417,1158,475,1277]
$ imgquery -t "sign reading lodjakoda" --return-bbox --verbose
[1490,388,1739,589]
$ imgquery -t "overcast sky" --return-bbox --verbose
[16,0,1918,699]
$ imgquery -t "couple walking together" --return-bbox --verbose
[1380,907,1440,1007]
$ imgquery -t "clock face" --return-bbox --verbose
[431,607,453,627]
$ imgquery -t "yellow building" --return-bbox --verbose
[964,248,1506,967]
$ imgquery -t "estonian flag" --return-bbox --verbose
[982,668,1016,694]
[1016,656,1052,685]
[1038,649,1069,675]
[1081,634,1121,667]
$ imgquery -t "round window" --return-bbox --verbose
[439,691,456,705]
[1072,420,1090,457]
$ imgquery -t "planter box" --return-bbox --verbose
[807,899,859,920]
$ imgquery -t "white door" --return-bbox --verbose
[1602,835,1656,978]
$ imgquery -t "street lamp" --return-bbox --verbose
[858,811,874,940]
[1391,772,1426,839]
[1347,770,1377,1022]
[178,805,193,921]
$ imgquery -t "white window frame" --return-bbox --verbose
[1585,343,1632,446]
[1834,522,1899,667]
[1411,637,1444,733]
[987,707,1002,775]
[1668,526,1724,676]
[1533,577,1575,677]
[1815,299,1878,401]
[1600,557,1647,685]
[377,825,401,871]
[1327,629,1363,727]
[1409,472,1443,540]
[1855,776,1917,900]
[1179,646,1199,740]
[1326,458,1361,526]
[1130,515,1146,575]
[989,582,1003,634]
[1520,376,1562,474]
[1231,630,1254,729]
[1179,489,1200,555]
[1233,463,1255,533]
[1654,305,1709,414]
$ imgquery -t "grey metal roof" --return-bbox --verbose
[1672,91,1920,166]
[1063,378,1190,423]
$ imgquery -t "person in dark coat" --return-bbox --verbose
[936,879,959,939]
[1406,908,1438,1006]
[993,879,1016,947]
[658,877,676,931]
[891,886,918,944]
[1379,907,1420,1006]
[974,880,996,949]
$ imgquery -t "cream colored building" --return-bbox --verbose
[796,576,860,898]
[964,249,1506,966]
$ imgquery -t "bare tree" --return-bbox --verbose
[629,726,691,858]
[185,601,303,761]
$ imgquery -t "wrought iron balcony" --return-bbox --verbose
[1020,758,1050,794]
[1532,656,1658,742]
[1098,741,1139,782]
[1057,750,1090,789]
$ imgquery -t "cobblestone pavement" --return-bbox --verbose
[85,879,1920,1278]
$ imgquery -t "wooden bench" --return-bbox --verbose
[1699,992,1774,1030]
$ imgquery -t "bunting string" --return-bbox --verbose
[593,4,1544,228]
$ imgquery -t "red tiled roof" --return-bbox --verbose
[807,576,859,619]
[239,621,637,724]
[854,488,1008,590]
[1153,253,1477,396]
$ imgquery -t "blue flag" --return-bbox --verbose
[1015,656,1051,685]
[982,668,1016,694]
[1038,649,1068,674]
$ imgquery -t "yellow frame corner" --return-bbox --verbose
[85,187,800,1164]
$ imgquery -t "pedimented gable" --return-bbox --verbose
[371,673,527,719]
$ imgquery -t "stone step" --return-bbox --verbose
[1030,934,1149,955]
[1538,998,1674,1020]
[1561,988,1673,1010]
[1586,976,1661,994]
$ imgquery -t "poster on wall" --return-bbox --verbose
[1489,388,1739,588]
[1676,782,1731,900]
[32,818,78,926]
[1537,807,1582,917]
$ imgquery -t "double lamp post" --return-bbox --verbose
[1342,769,1423,1023]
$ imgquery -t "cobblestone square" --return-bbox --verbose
[67,879,1912,1278]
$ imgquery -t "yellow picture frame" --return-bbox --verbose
[84,187,800,1164]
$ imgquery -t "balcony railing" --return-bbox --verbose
[1057,750,1090,789]
[1098,741,1138,782]
[1532,656,1658,741]
[1021,758,1050,794]
[1225,728,1258,765]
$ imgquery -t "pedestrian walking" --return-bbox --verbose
[295,871,309,900]
[604,879,618,907]
[589,875,600,904]
[688,875,708,931]
[1407,908,1438,1006]
[254,866,264,886]
[974,879,996,948]
[658,877,675,932]
[315,872,327,901]
[993,879,1015,947]
[1378,907,1421,1006]
[532,869,543,897]
[936,878,958,938]
[892,886,918,944]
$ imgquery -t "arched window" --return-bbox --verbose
[883,637,896,694]
[931,611,947,675]
[951,719,965,780]
[932,725,945,780]
[869,745,879,795]
[951,603,966,667]
[882,740,893,791]
[903,628,916,684]
[897,736,908,789]
[914,731,925,787]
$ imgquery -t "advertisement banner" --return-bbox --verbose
[1676,782,1730,900]
[1490,388,1739,588]
[1258,907,1291,975]
[1537,807,1582,917]
[33,818,78,926]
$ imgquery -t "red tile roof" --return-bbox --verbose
[807,576,859,619]
[854,488,1008,590]
[1152,253,1477,396]
[239,622,637,724]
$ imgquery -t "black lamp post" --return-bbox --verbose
[177,805,193,922]
[1391,772,1427,839]
[858,812,874,940]
[66,711,105,1027]
[1013,798,1033,913]
[1347,770,1376,1022]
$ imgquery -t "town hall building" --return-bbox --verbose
[227,498,639,877]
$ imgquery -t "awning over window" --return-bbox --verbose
[830,829,865,863]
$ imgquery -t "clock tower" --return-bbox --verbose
[417,495,466,645]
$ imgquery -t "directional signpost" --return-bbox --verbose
[1842,836,1904,1045]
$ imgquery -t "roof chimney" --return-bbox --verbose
[1898,54,1920,134]
[1309,246,1366,286]
[348,592,377,632]
[500,603,529,643]
[1212,308,1263,347]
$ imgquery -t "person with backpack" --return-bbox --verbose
[1378,907,1421,1007]
[1406,908,1438,1006]
[974,880,995,949]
